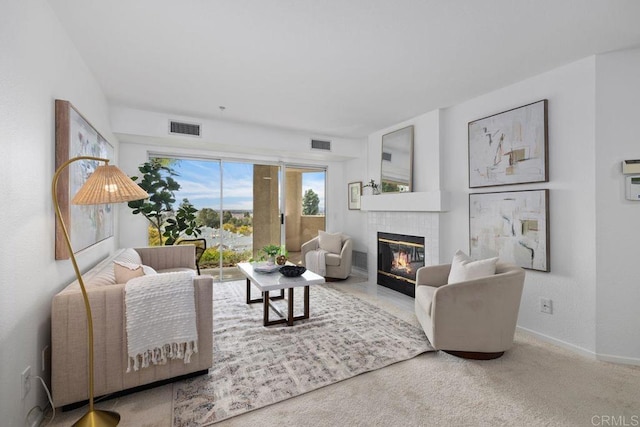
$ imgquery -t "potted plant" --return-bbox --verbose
[261,244,281,264]
[127,160,202,245]
[363,179,380,195]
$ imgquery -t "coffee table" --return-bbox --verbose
[237,262,325,326]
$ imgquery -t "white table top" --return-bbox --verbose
[237,262,325,292]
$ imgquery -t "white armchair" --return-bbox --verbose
[415,261,525,359]
[301,232,353,279]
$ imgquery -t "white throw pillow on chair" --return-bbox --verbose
[318,230,342,254]
[448,250,498,284]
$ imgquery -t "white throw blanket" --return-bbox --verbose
[124,271,198,372]
[305,249,328,276]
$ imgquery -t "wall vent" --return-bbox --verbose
[353,250,367,270]
[169,120,201,137]
[310,139,331,151]
[382,152,392,161]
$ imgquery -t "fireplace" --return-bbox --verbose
[377,232,425,297]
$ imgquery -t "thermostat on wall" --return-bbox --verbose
[622,159,640,174]
[626,175,640,201]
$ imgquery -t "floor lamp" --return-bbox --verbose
[52,156,148,427]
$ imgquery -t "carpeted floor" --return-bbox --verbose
[172,280,433,425]
[211,330,640,427]
[46,274,640,427]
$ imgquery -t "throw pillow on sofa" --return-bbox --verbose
[114,261,157,284]
[447,250,498,284]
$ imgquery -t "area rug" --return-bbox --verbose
[172,280,432,426]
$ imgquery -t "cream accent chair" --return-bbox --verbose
[414,262,525,359]
[301,233,353,279]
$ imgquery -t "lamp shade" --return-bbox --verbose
[71,164,148,205]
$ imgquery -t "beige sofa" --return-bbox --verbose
[415,262,525,359]
[51,245,213,408]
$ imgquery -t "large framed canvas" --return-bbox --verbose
[468,99,548,188]
[55,99,114,260]
[469,189,549,272]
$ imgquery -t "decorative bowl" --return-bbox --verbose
[279,265,306,277]
[252,262,280,273]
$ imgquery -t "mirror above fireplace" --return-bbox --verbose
[381,125,413,193]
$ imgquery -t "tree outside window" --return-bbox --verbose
[302,189,320,215]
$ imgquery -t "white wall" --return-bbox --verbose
[356,110,443,277]
[366,110,442,193]
[345,110,442,255]
[110,106,364,251]
[341,155,368,253]
[440,57,599,355]
[595,47,640,362]
[114,123,358,249]
[2,11,636,427]
[110,106,364,161]
[362,57,604,358]
[0,1,119,425]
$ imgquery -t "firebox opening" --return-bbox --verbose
[377,232,425,297]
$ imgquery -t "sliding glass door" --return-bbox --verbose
[147,155,281,281]
[283,165,326,265]
[220,161,281,280]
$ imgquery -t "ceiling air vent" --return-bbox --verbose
[310,139,331,151]
[382,152,392,162]
[169,120,201,137]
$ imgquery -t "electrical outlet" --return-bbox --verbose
[540,298,553,314]
[21,366,31,399]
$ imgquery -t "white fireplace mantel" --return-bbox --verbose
[361,190,449,212]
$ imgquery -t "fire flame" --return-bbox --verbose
[393,251,412,273]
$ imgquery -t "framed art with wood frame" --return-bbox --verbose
[348,181,362,210]
[469,189,549,272]
[55,99,114,259]
[468,99,548,188]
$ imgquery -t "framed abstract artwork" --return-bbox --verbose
[348,181,362,210]
[468,99,548,188]
[469,189,549,272]
[55,99,114,259]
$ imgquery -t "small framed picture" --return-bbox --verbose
[348,181,362,210]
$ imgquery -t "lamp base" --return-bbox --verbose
[72,409,120,427]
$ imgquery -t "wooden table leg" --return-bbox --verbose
[264,291,270,325]
[247,280,284,305]
[304,285,309,318]
[288,288,294,326]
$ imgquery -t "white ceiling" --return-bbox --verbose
[49,0,640,139]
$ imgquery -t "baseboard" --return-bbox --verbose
[516,326,640,366]
[61,369,209,411]
[516,326,596,359]
[594,352,640,366]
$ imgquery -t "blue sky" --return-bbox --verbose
[163,158,325,211]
